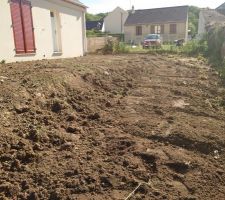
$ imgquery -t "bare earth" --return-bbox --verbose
[0,54,225,200]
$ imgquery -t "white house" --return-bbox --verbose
[198,8,225,38]
[103,7,128,34]
[0,0,87,63]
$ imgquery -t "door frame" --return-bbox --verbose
[50,11,62,53]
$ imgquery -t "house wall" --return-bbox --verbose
[87,36,118,53]
[0,0,86,63]
[124,21,188,44]
[198,10,206,37]
[104,7,128,34]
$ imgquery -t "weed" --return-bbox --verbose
[0,60,6,64]
[102,40,129,54]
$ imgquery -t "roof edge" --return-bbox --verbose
[62,0,88,8]
[132,5,188,12]
[124,20,187,26]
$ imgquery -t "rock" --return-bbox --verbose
[200,75,208,80]
[60,142,74,151]
[104,71,110,76]
[154,109,164,115]
[14,104,29,114]
[27,191,39,200]
[49,190,62,200]
[100,176,112,188]
[0,154,13,162]
[64,169,79,177]
[105,101,112,107]
[21,180,29,190]
[213,150,220,159]
[10,159,21,171]
[127,82,133,88]
[33,143,44,151]
[184,195,197,200]
[136,152,157,172]
[216,169,224,175]
[0,182,20,197]
[66,114,76,122]
[0,76,8,80]
[86,155,92,161]
[51,101,63,113]
[66,126,78,134]
[166,161,190,174]
[16,151,36,164]
[28,128,39,142]
[88,113,100,120]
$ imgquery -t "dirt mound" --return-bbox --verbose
[0,55,225,199]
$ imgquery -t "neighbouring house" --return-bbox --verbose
[86,20,104,31]
[103,7,129,34]
[198,8,225,37]
[124,6,189,44]
[216,2,225,15]
[0,0,87,63]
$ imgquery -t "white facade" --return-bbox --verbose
[198,10,207,37]
[0,0,87,63]
[104,7,128,34]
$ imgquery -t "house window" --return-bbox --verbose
[10,0,36,54]
[170,24,177,34]
[151,25,164,34]
[136,26,142,36]
[155,25,161,34]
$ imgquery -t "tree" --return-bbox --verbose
[86,13,107,21]
[188,6,200,37]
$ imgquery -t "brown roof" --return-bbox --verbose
[125,6,188,26]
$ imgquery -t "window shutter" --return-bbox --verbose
[170,24,177,34]
[21,0,36,53]
[10,0,25,54]
[151,25,155,34]
[136,26,142,36]
[161,25,164,34]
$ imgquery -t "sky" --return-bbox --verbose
[82,0,225,14]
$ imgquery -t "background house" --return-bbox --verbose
[198,8,225,37]
[104,7,128,34]
[0,0,87,63]
[216,2,225,15]
[124,6,189,44]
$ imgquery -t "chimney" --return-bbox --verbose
[131,5,135,14]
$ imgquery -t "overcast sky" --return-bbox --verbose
[82,0,225,13]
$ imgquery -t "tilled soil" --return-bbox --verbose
[0,54,225,200]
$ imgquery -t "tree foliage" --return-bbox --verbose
[188,6,200,37]
[86,13,107,21]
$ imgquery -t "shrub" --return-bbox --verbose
[113,41,129,53]
[102,39,114,54]
[102,40,129,54]
[0,60,6,64]
[181,39,208,56]
[205,26,225,79]
[207,26,225,64]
